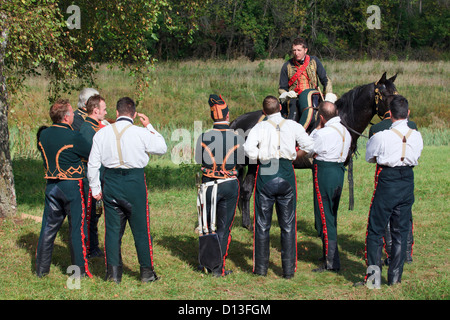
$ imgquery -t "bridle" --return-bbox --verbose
[374,82,399,121]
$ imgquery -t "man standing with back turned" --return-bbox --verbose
[195,94,245,277]
[88,97,167,284]
[309,101,351,273]
[36,98,92,278]
[244,95,314,279]
[360,95,423,288]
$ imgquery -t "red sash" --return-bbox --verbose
[288,55,310,93]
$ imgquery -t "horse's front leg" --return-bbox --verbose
[240,165,257,231]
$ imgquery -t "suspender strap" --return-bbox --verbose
[267,119,286,157]
[391,128,413,162]
[111,123,133,168]
[330,125,346,158]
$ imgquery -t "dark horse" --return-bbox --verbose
[230,72,398,230]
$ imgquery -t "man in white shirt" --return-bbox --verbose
[88,97,167,283]
[244,95,314,279]
[361,95,423,288]
[309,101,351,273]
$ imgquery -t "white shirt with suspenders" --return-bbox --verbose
[244,112,314,162]
[87,116,167,197]
[309,116,352,163]
[366,119,423,167]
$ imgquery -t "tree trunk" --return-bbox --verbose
[0,21,17,218]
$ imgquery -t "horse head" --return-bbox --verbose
[374,72,398,120]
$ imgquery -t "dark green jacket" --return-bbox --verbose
[38,123,91,180]
[195,123,245,181]
[79,116,103,173]
[72,107,88,131]
[79,116,101,150]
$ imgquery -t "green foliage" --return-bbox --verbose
[1,0,204,102]
[1,0,89,101]
[148,0,449,60]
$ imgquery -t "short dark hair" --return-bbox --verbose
[116,97,136,116]
[49,98,71,123]
[86,94,105,115]
[292,37,308,49]
[262,96,280,115]
[318,101,337,122]
[389,95,409,120]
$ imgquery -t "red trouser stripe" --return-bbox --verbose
[79,180,92,278]
[252,165,260,273]
[313,164,328,257]
[221,180,240,276]
[293,164,298,272]
[144,174,154,269]
[86,189,92,251]
[364,165,383,266]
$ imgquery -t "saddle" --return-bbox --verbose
[280,88,321,133]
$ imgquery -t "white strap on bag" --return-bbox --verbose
[196,177,237,235]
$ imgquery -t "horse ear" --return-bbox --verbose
[378,72,387,84]
[388,73,397,83]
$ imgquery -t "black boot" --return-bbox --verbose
[325,240,340,271]
[140,267,159,283]
[105,265,122,284]
[36,266,50,278]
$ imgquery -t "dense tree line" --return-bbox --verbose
[140,0,448,61]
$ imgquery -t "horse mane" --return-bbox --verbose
[336,82,374,131]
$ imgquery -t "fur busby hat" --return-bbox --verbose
[209,94,229,122]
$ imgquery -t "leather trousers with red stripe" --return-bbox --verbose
[102,168,156,282]
[253,159,297,278]
[36,179,91,278]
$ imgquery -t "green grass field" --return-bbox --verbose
[1,59,448,301]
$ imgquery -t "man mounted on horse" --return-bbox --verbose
[278,37,335,130]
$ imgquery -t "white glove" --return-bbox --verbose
[279,92,288,103]
[287,91,298,99]
[324,93,337,103]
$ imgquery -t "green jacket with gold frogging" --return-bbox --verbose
[38,123,91,180]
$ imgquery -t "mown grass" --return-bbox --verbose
[1,59,449,301]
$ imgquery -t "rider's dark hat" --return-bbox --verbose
[209,94,229,122]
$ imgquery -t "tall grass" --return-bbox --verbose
[7,59,450,159]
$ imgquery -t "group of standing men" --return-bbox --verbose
[36,89,167,283]
[34,36,423,289]
[196,37,423,288]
